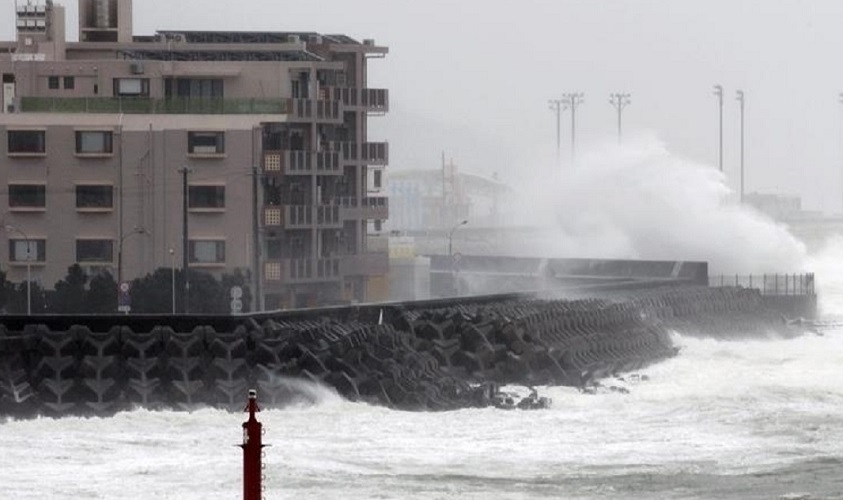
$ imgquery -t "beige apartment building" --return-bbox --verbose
[0,0,389,310]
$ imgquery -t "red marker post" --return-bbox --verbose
[241,389,264,500]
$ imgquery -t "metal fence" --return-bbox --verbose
[708,273,815,296]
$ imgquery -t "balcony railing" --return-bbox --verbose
[333,196,389,221]
[262,205,342,228]
[20,97,287,114]
[323,87,389,113]
[325,141,389,165]
[263,150,341,175]
[287,98,342,123]
[264,258,341,284]
[339,252,389,277]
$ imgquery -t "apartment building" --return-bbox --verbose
[0,0,389,310]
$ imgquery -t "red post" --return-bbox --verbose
[241,389,264,500]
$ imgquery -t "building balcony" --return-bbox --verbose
[333,197,389,221]
[19,97,287,114]
[323,87,389,113]
[264,258,342,285]
[263,150,342,176]
[262,205,342,229]
[339,252,389,277]
[325,141,389,166]
[287,98,343,123]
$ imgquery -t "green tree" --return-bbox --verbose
[51,264,88,314]
[87,270,118,314]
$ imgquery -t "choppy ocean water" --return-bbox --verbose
[4,238,843,499]
[2,329,843,500]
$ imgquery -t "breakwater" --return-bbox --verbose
[0,285,813,418]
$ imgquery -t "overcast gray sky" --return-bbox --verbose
[4,0,843,213]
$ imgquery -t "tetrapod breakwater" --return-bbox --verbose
[0,284,815,418]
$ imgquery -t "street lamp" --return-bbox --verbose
[448,219,468,257]
[447,220,468,297]
[3,225,32,316]
[117,226,147,286]
[168,247,176,315]
[713,84,724,172]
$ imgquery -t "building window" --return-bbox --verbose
[188,131,225,154]
[9,184,46,208]
[8,130,46,154]
[76,185,114,209]
[113,78,150,97]
[164,78,224,99]
[189,240,225,264]
[63,76,75,90]
[188,185,225,210]
[9,239,46,262]
[76,239,114,263]
[374,219,383,232]
[48,76,59,89]
[373,170,383,189]
[75,131,114,155]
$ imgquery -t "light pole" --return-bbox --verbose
[548,98,565,165]
[168,247,176,315]
[736,90,745,203]
[713,84,724,172]
[447,219,468,258]
[179,166,192,314]
[609,93,631,144]
[839,93,843,213]
[4,225,32,316]
[117,226,147,286]
[562,92,584,162]
[447,219,468,297]
[117,226,147,314]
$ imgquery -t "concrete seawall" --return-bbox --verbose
[0,285,814,418]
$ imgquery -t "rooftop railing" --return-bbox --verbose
[20,97,288,114]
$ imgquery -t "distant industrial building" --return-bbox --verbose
[0,0,389,310]
[387,162,508,233]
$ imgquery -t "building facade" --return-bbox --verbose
[0,0,389,310]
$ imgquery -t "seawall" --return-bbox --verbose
[0,285,814,418]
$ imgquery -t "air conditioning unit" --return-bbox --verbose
[130,62,144,74]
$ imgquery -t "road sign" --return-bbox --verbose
[230,286,243,300]
[118,281,131,314]
[230,298,243,314]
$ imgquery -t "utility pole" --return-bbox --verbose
[608,93,631,145]
[548,98,564,165]
[252,163,262,313]
[713,85,724,172]
[562,92,584,162]
[179,166,192,314]
[736,90,745,203]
